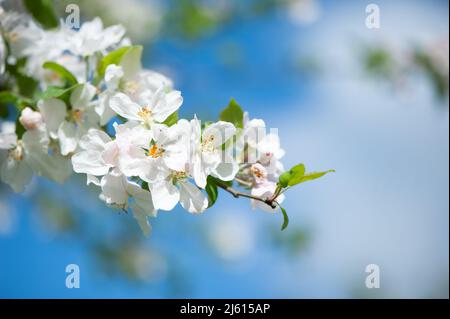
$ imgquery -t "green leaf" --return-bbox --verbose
[23,0,58,29]
[97,45,142,79]
[16,73,38,98]
[97,47,130,78]
[297,170,335,184]
[0,92,18,117]
[278,163,305,188]
[287,164,306,186]
[219,98,244,128]
[278,164,334,188]
[0,91,33,112]
[278,172,290,188]
[205,176,219,207]
[120,46,143,79]
[279,204,289,231]
[0,91,19,107]
[43,62,78,86]
[163,111,178,127]
[15,120,26,139]
[35,84,80,106]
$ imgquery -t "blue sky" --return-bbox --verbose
[0,0,448,298]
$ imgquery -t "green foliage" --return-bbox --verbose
[23,0,58,29]
[97,47,130,78]
[15,73,39,98]
[97,46,142,78]
[204,176,233,207]
[205,176,219,207]
[279,204,289,231]
[36,84,81,107]
[43,62,78,87]
[0,92,18,116]
[163,111,179,127]
[278,164,305,188]
[166,0,220,40]
[0,91,33,113]
[15,120,26,139]
[219,98,244,128]
[414,50,449,100]
[278,163,334,188]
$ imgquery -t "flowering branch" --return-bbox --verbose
[215,179,278,209]
[0,2,334,236]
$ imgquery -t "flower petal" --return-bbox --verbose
[203,121,236,147]
[38,98,67,138]
[109,93,141,121]
[149,179,180,211]
[0,157,33,192]
[72,150,109,176]
[178,180,208,214]
[58,121,78,156]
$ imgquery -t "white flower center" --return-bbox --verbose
[201,135,216,153]
[124,81,140,95]
[138,106,154,126]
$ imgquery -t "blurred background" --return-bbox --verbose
[0,0,448,298]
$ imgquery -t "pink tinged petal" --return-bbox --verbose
[19,107,43,130]
[250,182,283,213]
[178,180,208,214]
[101,141,119,167]
[109,93,142,121]
[149,179,180,211]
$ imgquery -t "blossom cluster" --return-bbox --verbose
[0,5,332,235]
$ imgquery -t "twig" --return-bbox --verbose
[215,180,278,209]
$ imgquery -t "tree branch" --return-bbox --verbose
[215,180,278,209]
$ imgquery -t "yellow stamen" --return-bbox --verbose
[148,144,164,158]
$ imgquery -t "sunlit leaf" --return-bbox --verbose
[97,46,142,78]
[43,61,78,86]
[163,111,178,127]
[219,98,244,128]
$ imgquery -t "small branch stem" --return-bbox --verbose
[215,180,278,209]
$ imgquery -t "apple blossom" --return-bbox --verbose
[0,11,333,235]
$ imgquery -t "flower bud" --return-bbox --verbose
[19,107,43,130]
